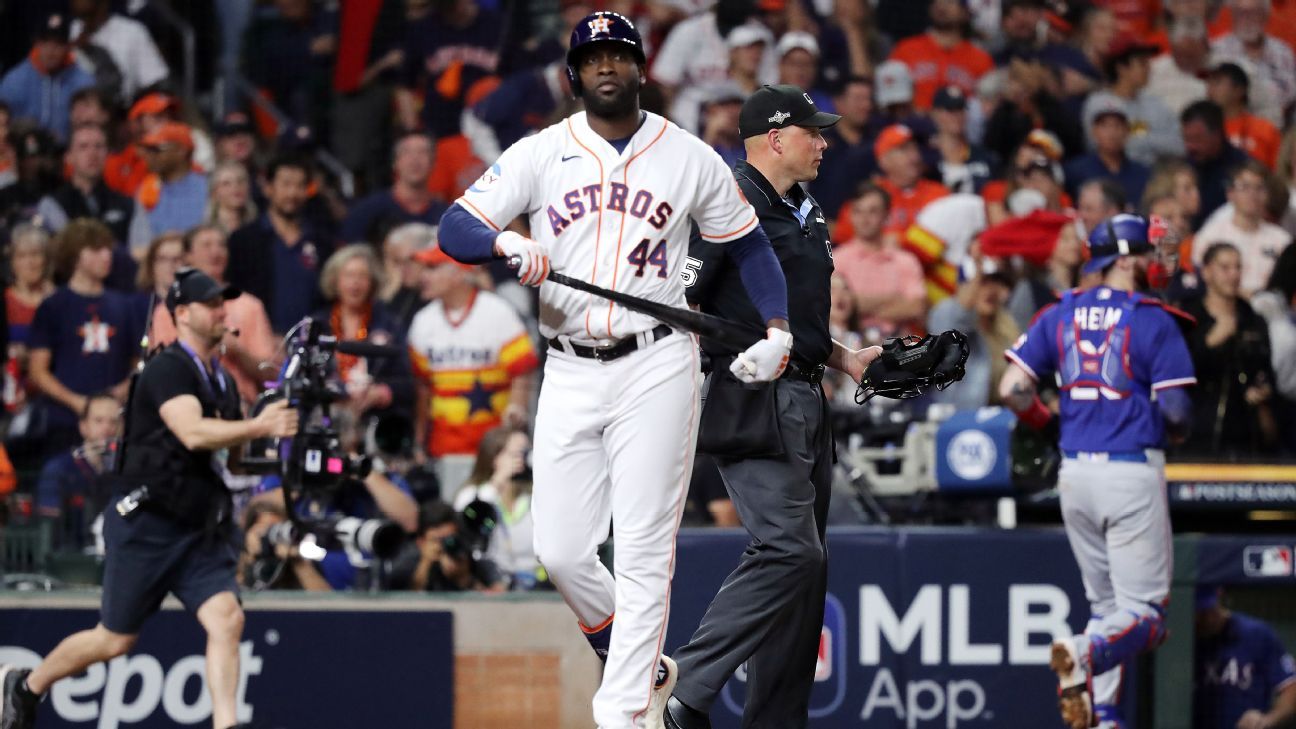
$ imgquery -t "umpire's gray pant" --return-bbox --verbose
[672,379,833,729]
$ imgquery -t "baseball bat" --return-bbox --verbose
[506,256,765,350]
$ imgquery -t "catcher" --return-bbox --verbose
[655,83,968,729]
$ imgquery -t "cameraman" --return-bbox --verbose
[394,501,506,593]
[0,269,298,729]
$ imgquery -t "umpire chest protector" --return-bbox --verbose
[118,342,241,525]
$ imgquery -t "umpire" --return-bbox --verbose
[659,85,882,729]
[0,269,298,729]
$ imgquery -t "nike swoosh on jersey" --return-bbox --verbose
[561,155,581,162]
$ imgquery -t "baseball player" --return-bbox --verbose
[1195,585,1296,729]
[999,214,1196,729]
[436,12,793,729]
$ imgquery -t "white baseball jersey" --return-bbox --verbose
[456,110,758,344]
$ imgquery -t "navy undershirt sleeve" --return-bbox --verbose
[725,225,789,325]
[1157,386,1192,437]
[438,203,500,263]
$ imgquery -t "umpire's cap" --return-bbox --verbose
[166,268,240,313]
[566,11,645,96]
[1084,214,1154,275]
[738,84,840,138]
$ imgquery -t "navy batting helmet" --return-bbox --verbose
[1084,213,1154,275]
[566,11,646,96]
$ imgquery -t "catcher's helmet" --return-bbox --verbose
[566,11,646,96]
[1084,213,1154,275]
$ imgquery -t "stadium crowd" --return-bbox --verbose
[0,0,1293,598]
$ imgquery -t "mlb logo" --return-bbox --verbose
[815,627,832,681]
[1244,546,1293,577]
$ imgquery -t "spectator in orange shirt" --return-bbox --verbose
[873,124,949,235]
[888,0,994,110]
[1208,61,1281,169]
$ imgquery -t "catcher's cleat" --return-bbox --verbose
[1050,639,1096,729]
[644,656,678,729]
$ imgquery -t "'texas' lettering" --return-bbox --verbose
[547,183,675,236]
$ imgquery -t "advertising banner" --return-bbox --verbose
[0,608,453,729]
[668,527,1089,729]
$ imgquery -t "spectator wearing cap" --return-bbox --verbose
[811,76,879,221]
[871,124,949,237]
[28,219,140,457]
[1182,99,1253,225]
[0,12,95,143]
[983,131,1073,225]
[136,122,208,236]
[213,113,257,168]
[227,155,335,335]
[653,14,775,135]
[1208,61,1281,169]
[872,60,938,141]
[1194,159,1292,296]
[775,33,833,112]
[699,84,747,168]
[727,24,772,97]
[1147,15,1212,117]
[887,0,993,111]
[1064,97,1151,206]
[1212,0,1296,115]
[38,123,152,258]
[397,0,498,138]
[928,85,997,195]
[128,92,216,173]
[407,243,538,497]
[1082,35,1184,166]
[0,126,64,231]
[69,0,169,100]
[340,131,448,247]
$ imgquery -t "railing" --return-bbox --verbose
[144,0,196,104]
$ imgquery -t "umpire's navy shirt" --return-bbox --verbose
[685,159,835,368]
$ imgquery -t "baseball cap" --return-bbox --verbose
[874,124,915,159]
[1088,95,1130,125]
[35,12,70,42]
[1196,584,1221,612]
[874,60,914,107]
[166,268,240,312]
[139,121,194,151]
[726,24,771,49]
[413,244,470,269]
[129,92,178,121]
[214,111,255,138]
[931,85,968,111]
[704,81,747,106]
[776,32,819,58]
[738,84,840,138]
[1023,128,1064,162]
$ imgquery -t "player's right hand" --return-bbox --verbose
[731,328,793,383]
[254,399,299,439]
[495,231,550,287]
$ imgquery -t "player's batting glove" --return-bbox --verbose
[730,328,793,383]
[495,231,551,287]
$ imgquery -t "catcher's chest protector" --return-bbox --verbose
[1056,290,1138,399]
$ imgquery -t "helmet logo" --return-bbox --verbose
[768,110,791,124]
[589,16,613,33]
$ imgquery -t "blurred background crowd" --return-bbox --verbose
[0,0,1293,595]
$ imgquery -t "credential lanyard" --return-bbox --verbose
[177,341,227,398]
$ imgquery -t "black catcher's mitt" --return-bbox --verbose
[855,330,971,403]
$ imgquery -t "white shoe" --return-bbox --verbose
[1050,638,1094,729]
[644,655,677,729]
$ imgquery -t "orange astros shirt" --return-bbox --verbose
[407,289,539,457]
[888,35,993,110]
[1226,114,1281,169]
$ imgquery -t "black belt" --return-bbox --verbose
[782,360,825,384]
[548,324,673,362]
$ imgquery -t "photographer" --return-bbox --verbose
[393,501,506,593]
[451,425,543,590]
[0,268,298,729]
[238,501,330,592]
